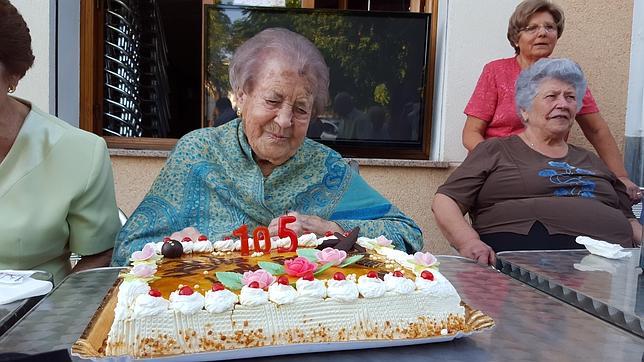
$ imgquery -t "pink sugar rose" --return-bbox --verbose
[241,269,276,289]
[284,257,318,277]
[131,244,156,261]
[131,263,157,278]
[374,236,393,247]
[315,247,347,266]
[413,252,438,267]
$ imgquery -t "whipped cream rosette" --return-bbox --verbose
[179,238,194,254]
[268,282,298,305]
[326,277,359,302]
[239,285,269,306]
[113,279,151,321]
[383,272,416,295]
[192,239,214,253]
[169,287,205,314]
[132,292,170,318]
[204,288,238,313]
[212,238,237,251]
[357,274,386,298]
[297,233,321,247]
[415,270,461,304]
[117,279,151,307]
[295,278,326,299]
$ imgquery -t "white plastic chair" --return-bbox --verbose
[118,208,128,226]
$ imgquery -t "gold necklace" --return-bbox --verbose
[522,132,536,149]
[522,131,568,156]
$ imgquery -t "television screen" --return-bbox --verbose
[204,5,431,155]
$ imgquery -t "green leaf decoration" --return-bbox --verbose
[258,261,285,276]
[215,271,243,290]
[313,262,334,276]
[339,254,364,268]
[296,248,319,262]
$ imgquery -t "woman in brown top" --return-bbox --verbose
[433,58,642,265]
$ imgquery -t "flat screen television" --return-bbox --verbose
[203,5,432,158]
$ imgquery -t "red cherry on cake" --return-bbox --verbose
[302,272,314,281]
[277,276,289,285]
[324,231,334,237]
[333,272,346,281]
[366,271,378,278]
[163,237,171,243]
[393,271,404,278]
[148,289,162,297]
[211,283,225,292]
[421,270,435,281]
[182,236,192,242]
[248,281,260,289]
[198,234,208,241]
[179,286,194,295]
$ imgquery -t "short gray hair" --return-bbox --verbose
[515,58,587,121]
[229,28,330,116]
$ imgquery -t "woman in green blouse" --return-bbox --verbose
[0,0,121,283]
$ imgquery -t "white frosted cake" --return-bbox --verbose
[102,234,467,358]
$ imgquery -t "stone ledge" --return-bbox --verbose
[109,149,450,168]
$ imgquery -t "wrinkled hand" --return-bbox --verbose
[170,227,202,242]
[268,211,343,237]
[618,176,642,204]
[457,239,496,266]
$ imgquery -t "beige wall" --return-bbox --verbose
[13,1,56,113]
[553,0,632,150]
[111,0,633,255]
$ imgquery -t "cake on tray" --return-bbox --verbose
[74,228,491,359]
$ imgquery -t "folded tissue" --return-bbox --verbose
[575,236,631,259]
[573,254,619,273]
[0,270,53,305]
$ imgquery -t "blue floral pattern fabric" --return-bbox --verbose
[537,161,596,198]
[112,119,423,265]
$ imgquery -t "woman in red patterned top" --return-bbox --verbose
[462,0,640,201]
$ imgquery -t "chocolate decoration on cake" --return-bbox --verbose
[316,227,364,252]
[317,239,340,249]
[333,227,360,251]
[161,239,183,258]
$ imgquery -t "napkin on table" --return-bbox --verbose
[575,236,632,259]
[573,254,618,273]
[0,270,53,305]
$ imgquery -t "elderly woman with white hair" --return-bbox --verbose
[433,58,642,265]
[112,28,423,265]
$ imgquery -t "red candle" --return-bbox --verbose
[252,226,271,253]
[233,224,250,256]
[277,215,298,253]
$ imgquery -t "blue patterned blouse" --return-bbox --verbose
[111,119,423,265]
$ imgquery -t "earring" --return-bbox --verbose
[7,84,16,93]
